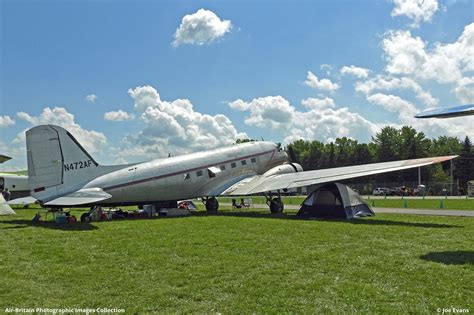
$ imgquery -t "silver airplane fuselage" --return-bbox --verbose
[83,141,287,205]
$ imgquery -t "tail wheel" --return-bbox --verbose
[270,198,284,213]
[205,197,219,212]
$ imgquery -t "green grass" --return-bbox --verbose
[218,196,474,210]
[365,198,474,210]
[1,208,473,313]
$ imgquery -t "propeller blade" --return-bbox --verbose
[287,145,299,163]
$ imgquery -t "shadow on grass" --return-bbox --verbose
[0,219,98,231]
[420,251,474,265]
[193,211,460,228]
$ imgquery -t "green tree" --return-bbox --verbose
[372,126,401,162]
[454,136,474,193]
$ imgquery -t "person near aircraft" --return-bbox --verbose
[2,188,11,201]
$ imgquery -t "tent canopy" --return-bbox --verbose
[297,182,374,219]
[0,194,16,216]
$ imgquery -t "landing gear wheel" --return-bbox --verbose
[205,197,219,212]
[269,198,284,214]
[80,213,91,222]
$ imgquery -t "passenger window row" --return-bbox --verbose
[188,157,257,179]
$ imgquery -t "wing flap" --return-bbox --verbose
[44,188,112,206]
[223,155,457,195]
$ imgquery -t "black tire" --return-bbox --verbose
[205,197,219,212]
[270,198,284,213]
[80,213,91,222]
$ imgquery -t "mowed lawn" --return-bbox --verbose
[0,208,473,313]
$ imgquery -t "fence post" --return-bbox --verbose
[439,200,444,209]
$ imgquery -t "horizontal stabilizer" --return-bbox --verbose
[44,188,112,206]
[7,196,38,205]
[1,195,16,215]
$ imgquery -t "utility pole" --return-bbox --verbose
[450,158,454,196]
[418,166,421,186]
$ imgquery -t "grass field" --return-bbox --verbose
[1,208,473,313]
[218,196,474,210]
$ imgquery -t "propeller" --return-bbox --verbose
[287,145,299,164]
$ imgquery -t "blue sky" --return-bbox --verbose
[1,0,473,170]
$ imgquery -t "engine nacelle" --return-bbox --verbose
[263,163,303,177]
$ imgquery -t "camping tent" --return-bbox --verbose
[297,182,374,219]
[0,194,16,215]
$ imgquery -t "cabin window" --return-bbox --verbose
[196,170,203,177]
[251,157,257,163]
[231,162,237,168]
[183,173,190,180]
[241,160,247,166]
[220,165,226,171]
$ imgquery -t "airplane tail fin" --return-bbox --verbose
[26,125,105,203]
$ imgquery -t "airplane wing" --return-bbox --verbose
[42,188,112,206]
[7,196,38,205]
[0,155,12,164]
[222,155,457,195]
[415,104,474,118]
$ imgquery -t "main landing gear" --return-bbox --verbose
[203,197,219,212]
[265,192,284,214]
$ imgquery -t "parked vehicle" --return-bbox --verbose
[413,184,426,196]
[372,187,389,196]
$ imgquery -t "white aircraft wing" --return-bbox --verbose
[415,104,474,118]
[43,188,112,206]
[222,155,457,195]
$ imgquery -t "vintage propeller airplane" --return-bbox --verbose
[10,125,456,216]
[0,154,29,200]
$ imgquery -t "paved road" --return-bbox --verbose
[221,203,474,217]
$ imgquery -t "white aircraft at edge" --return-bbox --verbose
[17,125,456,214]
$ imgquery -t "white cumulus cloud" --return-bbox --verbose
[366,92,473,141]
[85,94,98,103]
[15,107,106,154]
[229,96,380,144]
[104,110,134,122]
[390,0,439,28]
[229,96,296,130]
[453,76,474,104]
[304,71,339,92]
[355,75,438,107]
[123,85,246,159]
[301,97,336,110]
[340,65,370,78]
[0,115,15,127]
[172,9,232,47]
[382,24,474,84]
